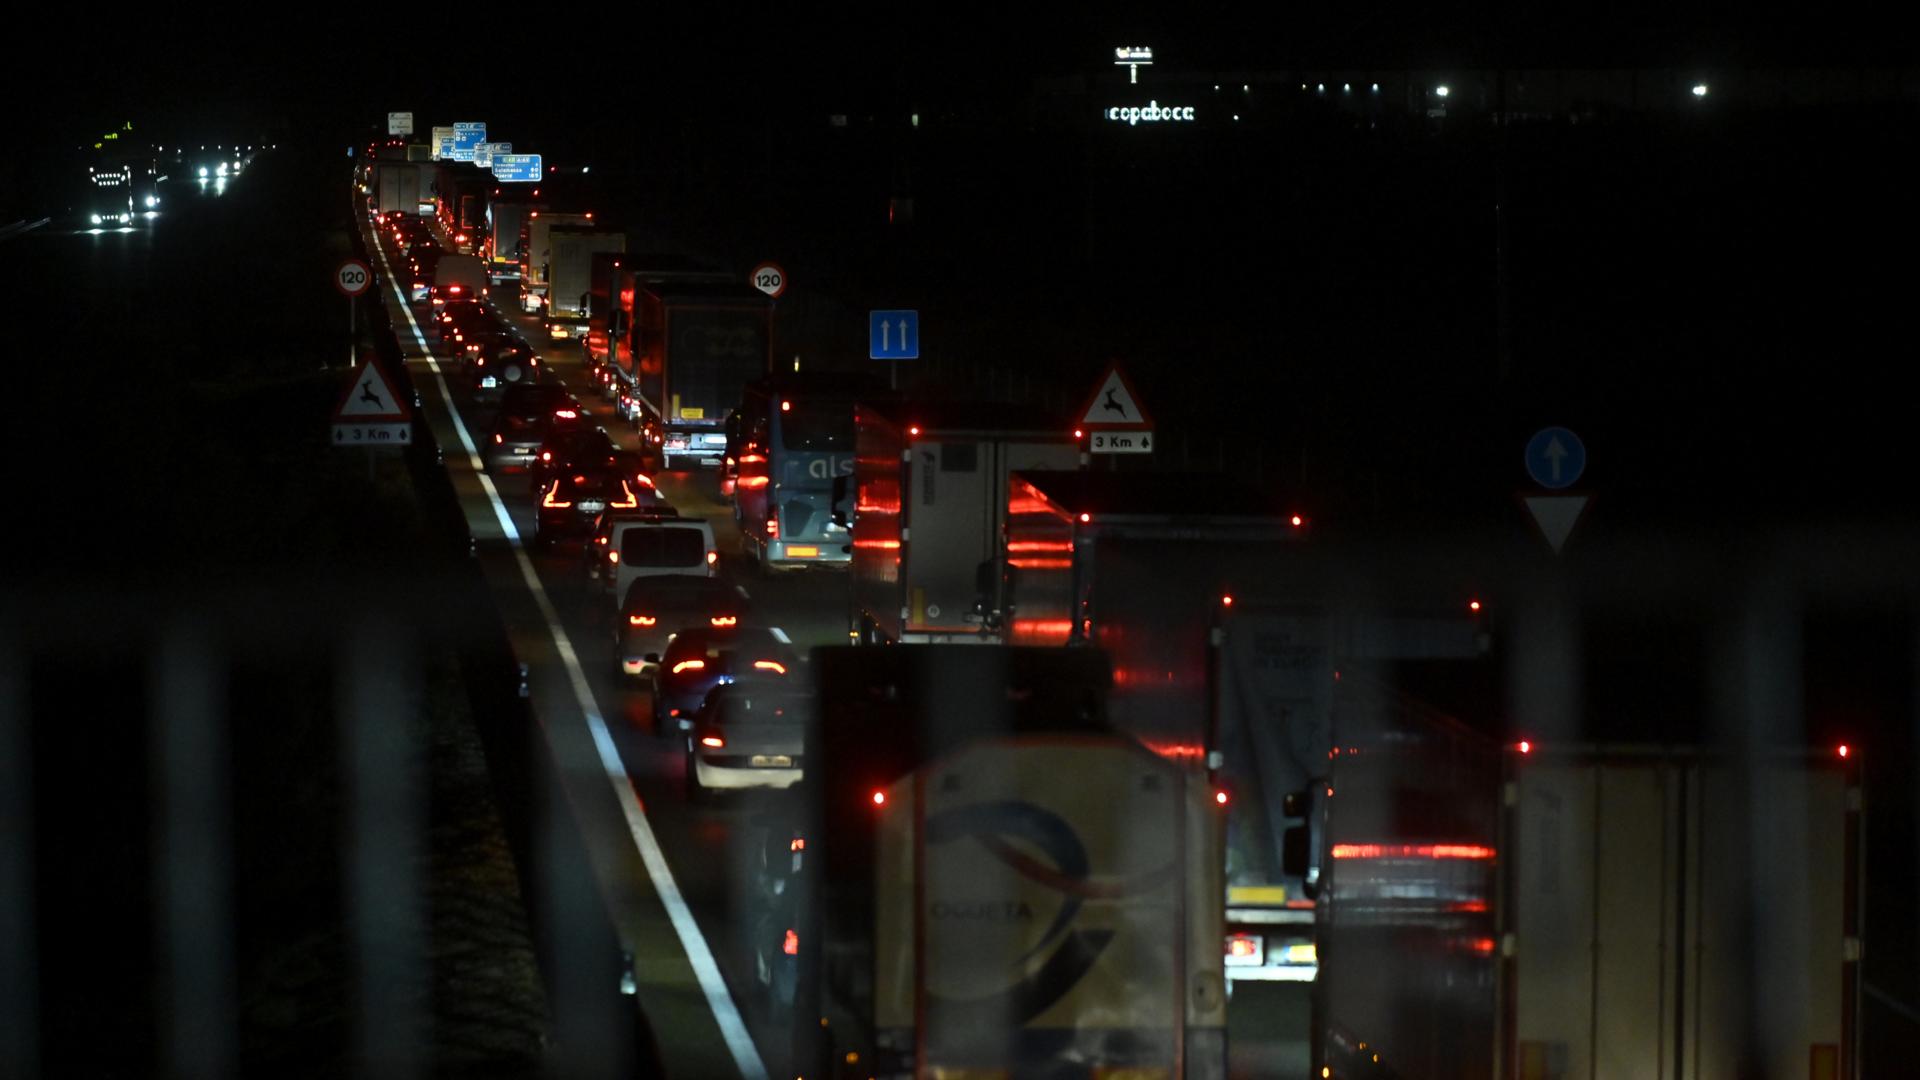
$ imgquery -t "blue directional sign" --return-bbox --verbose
[869,309,919,360]
[1525,426,1587,489]
[450,122,486,161]
[491,154,542,182]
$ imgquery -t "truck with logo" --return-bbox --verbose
[1295,675,1864,1079]
[728,372,889,570]
[774,645,1227,1080]
[543,225,625,341]
[847,405,1080,645]
[610,279,771,468]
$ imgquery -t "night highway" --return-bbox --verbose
[5,18,1920,1080]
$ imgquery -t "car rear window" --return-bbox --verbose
[619,526,707,568]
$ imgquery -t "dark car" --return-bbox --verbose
[530,426,617,494]
[615,574,747,680]
[484,385,580,471]
[684,684,809,799]
[534,465,652,551]
[471,336,539,401]
[435,298,493,342]
[405,246,443,301]
[649,626,799,736]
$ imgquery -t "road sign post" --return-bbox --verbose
[334,259,372,370]
[1521,426,1590,553]
[869,309,918,390]
[1077,365,1156,460]
[332,354,412,448]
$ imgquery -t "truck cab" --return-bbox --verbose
[731,372,889,570]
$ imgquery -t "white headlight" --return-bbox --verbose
[90,214,102,225]
[145,195,158,208]
[198,166,209,177]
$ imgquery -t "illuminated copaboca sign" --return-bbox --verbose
[1105,100,1196,125]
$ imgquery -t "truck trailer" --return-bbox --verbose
[847,405,1080,645]
[543,225,626,340]
[484,195,543,283]
[610,279,771,467]
[779,645,1229,1080]
[517,211,592,313]
[1299,675,1863,1079]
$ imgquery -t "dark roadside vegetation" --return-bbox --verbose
[7,144,547,1076]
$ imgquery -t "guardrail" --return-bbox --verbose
[0,218,51,242]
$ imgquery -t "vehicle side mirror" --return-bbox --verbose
[1282,789,1308,818]
[1282,825,1313,889]
[829,475,850,528]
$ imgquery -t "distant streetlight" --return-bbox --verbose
[1692,83,1709,97]
[1435,85,1450,98]
[1371,83,1380,92]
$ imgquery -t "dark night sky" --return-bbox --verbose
[8,10,1914,149]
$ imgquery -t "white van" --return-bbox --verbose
[610,516,718,607]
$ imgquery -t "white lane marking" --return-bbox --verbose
[369,233,770,1080]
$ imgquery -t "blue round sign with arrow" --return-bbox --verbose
[1525,427,1586,490]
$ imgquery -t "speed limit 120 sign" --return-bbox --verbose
[334,259,373,297]
[750,261,787,299]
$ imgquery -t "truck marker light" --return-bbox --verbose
[707,551,719,565]
[753,660,788,675]
[783,929,798,955]
[1330,843,1495,860]
[790,838,805,851]
[609,552,619,564]
[540,451,551,461]
[908,426,921,436]
[671,660,706,675]
[1469,599,1482,612]
[1517,740,1532,754]
[1214,789,1230,806]
[1838,744,1850,758]
[1291,515,1304,527]
[870,791,887,807]
[700,735,725,749]
[1221,594,1234,607]
[1078,513,1092,524]
[493,434,503,444]
[629,614,657,626]
[1074,428,1084,438]
[781,400,791,412]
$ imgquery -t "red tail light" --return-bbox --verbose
[871,790,887,807]
[610,481,639,509]
[493,434,503,444]
[670,660,706,675]
[789,838,805,852]
[608,551,619,564]
[1214,789,1230,806]
[753,660,788,675]
[628,614,657,627]
[540,481,571,509]
[766,516,779,539]
[554,408,578,420]
[539,451,551,462]
[699,734,725,749]
[706,551,718,566]
[710,616,738,628]
[782,929,798,956]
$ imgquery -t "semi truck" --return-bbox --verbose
[517,211,592,313]
[85,164,135,227]
[373,160,423,218]
[998,471,1488,988]
[729,372,889,569]
[846,406,1080,645]
[484,195,544,282]
[1294,674,1864,1079]
[543,225,626,340]
[610,279,771,467]
[776,645,1228,1080]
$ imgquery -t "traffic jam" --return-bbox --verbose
[342,118,1866,1080]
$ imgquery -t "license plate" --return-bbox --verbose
[480,376,498,388]
[577,500,606,513]
[749,755,793,768]
[513,447,534,455]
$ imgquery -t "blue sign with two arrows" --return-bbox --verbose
[1525,427,1587,489]
[869,310,918,359]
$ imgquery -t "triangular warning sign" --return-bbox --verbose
[333,356,410,422]
[1522,494,1589,554]
[1077,365,1154,430]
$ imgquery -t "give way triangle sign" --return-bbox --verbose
[1076,365,1154,430]
[1522,494,1589,554]
[333,356,411,422]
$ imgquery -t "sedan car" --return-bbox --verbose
[483,384,580,472]
[529,426,616,496]
[533,465,652,551]
[684,685,810,800]
[649,626,799,736]
[615,575,749,680]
